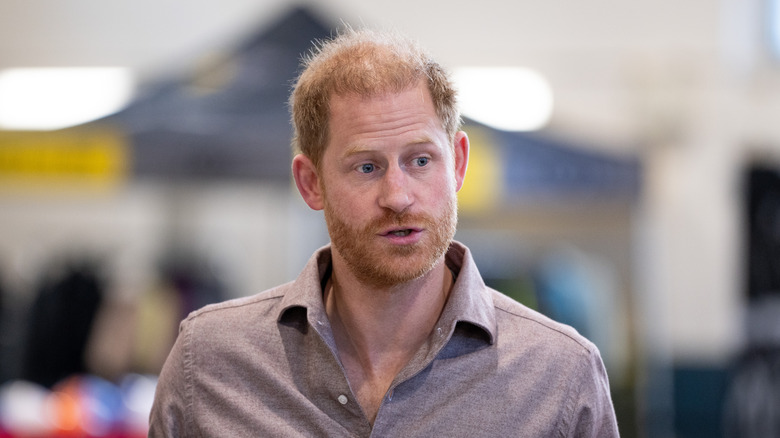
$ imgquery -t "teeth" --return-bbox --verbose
[392,230,412,237]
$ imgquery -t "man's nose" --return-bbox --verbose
[378,164,413,213]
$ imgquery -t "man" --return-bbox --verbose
[149,28,619,437]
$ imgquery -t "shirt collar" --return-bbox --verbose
[277,241,496,345]
[442,241,497,344]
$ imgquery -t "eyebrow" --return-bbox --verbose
[342,137,437,157]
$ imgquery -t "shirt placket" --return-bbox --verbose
[309,314,374,436]
[370,320,455,436]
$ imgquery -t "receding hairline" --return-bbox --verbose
[289,27,462,169]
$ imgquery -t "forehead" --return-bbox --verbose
[326,81,444,148]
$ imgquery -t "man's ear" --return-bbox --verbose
[453,131,469,192]
[292,154,325,211]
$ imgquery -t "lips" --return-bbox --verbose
[378,226,424,246]
[382,227,421,237]
[371,214,429,245]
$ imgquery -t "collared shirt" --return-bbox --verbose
[149,241,619,437]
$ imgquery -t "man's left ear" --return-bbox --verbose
[453,131,469,192]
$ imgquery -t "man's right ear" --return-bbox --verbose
[292,154,325,211]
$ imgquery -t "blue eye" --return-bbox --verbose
[414,157,430,167]
[359,163,375,174]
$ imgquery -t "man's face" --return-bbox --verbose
[317,80,466,288]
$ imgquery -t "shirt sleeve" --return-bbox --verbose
[563,344,620,437]
[148,318,194,438]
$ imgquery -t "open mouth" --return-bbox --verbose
[382,227,420,238]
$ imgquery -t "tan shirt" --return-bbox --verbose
[149,241,619,437]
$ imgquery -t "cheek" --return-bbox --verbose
[422,172,457,201]
[323,183,367,219]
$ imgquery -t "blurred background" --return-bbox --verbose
[0,0,779,436]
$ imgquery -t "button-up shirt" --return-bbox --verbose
[149,241,619,437]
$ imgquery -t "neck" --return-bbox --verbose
[324,257,452,354]
[323,253,453,425]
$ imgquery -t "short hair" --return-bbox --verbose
[289,28,461,169]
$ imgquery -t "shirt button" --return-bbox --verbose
[338,394,348,405]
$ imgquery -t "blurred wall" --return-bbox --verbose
[0,183,326,303]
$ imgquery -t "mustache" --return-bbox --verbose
[365,210,433,232]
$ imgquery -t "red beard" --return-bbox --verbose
[324,195,457,288]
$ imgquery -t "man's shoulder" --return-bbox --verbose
[489,288,597,355]
[184,281,293,326]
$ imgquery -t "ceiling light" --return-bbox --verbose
[453,67,553,132]
[771,0,780,57]
[0,67,134,131]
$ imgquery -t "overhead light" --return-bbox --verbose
[0,67,134,131]
[453,67,553,132]
[771,0,780,57]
